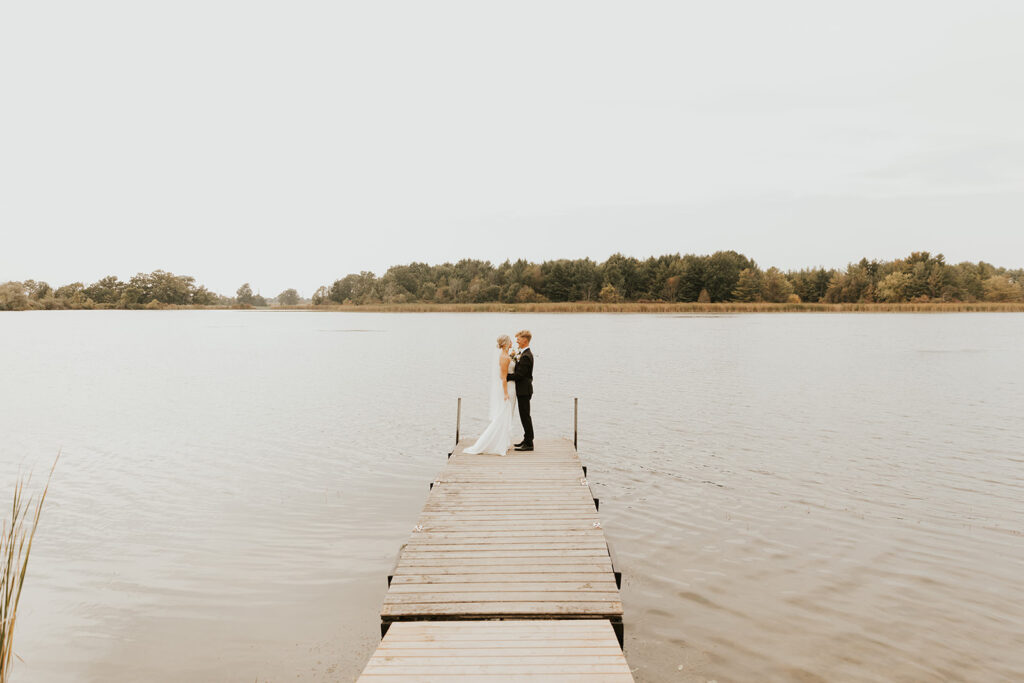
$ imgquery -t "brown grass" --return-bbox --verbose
[37,301,1024,313]
[1,455,57,681]
[268,301,1024,313]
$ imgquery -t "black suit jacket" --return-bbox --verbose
[507,348,533,397]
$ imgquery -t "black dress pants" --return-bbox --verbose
[517,394,534,444]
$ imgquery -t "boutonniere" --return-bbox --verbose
[509,348,521,363]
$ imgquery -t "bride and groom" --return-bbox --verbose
[464,329,534,456]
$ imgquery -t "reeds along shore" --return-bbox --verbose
[281,301,1024,312]
[1,457,57,683]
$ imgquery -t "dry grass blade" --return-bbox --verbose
[0,454,58,683]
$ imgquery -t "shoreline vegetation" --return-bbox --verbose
[3,251,1023,312]
[271,301,1024,313]
[4,302,1024,313]
[1,457,57,682]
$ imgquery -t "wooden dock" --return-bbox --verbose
[358,437,631,681]
[358,620,633,681]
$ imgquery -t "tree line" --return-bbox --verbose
[312,251,1024,305]
[2,252,1022,311]
[0,271,302,310]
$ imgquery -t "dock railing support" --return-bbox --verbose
[573,397,578,450]
[455,397,462,446]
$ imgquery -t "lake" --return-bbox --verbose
[1,311,1022,682]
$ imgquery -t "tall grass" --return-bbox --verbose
[25,301,1024,313]
[1,456,57,682]
[279,301,1024,313]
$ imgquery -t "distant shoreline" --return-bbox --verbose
[260,302,1024,313]
[9,302,1024,313]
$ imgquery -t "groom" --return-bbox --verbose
[508,329,534,451]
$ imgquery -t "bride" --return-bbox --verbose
[464,335,518,456]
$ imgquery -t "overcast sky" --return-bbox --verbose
[2,0,1023,296]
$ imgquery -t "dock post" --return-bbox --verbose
[573,397,578,450]
[455,397,462,445]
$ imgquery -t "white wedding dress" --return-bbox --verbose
[464,351,518,456]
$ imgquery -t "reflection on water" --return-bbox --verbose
[1,311,1022,682]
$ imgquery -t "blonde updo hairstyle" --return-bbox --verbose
[496,334,512,349]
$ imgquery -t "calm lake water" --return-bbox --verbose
[1,311,1022,682]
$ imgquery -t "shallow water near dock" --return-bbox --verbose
[1,311,1022,682]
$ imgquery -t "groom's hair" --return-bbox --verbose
[516,329,532,341]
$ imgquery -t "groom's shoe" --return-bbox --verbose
[514,440,525,448]
[514,443,534,452]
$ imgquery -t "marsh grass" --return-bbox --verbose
[1,456,57,682]
[280,301,1024,313]
[19,301,1024,313]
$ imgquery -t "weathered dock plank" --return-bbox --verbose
[356,435,631,681]
[357,620,633,682]
[380,438,623,625]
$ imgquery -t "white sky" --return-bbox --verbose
[2,0,1023,296]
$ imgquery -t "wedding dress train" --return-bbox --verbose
[464,352,518,456]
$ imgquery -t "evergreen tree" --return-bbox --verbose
[732,268,762,302]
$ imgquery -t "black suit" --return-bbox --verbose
[507,348,534,444]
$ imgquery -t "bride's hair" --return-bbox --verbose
[496,334,511,349]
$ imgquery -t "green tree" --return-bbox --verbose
[84,276,124,305]
[825,260,877,303]
[901,252,953,301]
[515,285,545,303]
[601,254,643,300]
[788,268,835,303]
[760,267,794,303]
[675,254,708,302]
[417,282,438,302]
[277,288,300,306]
[0,282,29,310]
[876,271,912,302]
[572,258,602,301]
[539,260,577,301]
[381,272,412,303]
[732,268,762,302]
[704,251,756,302]
[54,282,87,307]
[23,280,52,300]
[123,273,156,306]
[329,272,378,304]
[982,275,1023,302]
[384,262,433,298]
[192,286,218,306]
[950,261,995,301]
[149,270,195,305]
[236,283,254,306]
[599,284,621,303]
[54,282,84,299]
